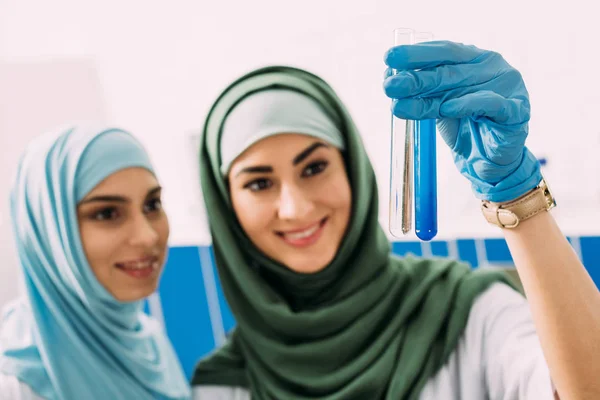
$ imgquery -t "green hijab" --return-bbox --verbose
[193,66,516,399]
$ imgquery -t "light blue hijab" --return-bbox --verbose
[0,125,191,399]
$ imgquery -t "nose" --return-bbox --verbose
[128,214,160,248]
[277,183,315,221]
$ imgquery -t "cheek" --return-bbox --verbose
[154,215,170,245]
[78,223,120,274]
[231,192,274,238]
[317,173,352,213]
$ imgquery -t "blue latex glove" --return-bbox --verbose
[383,40,542,202]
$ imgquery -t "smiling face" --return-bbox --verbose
[77,167,169,302]
[228,134,352,274]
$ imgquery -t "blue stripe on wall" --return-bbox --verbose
[430,241,449,257]
[159,246,215,379]
[484,238,513,263]
[457,239,478,268]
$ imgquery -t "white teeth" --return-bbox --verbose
[284,224,319,240]
[120,260,157,270]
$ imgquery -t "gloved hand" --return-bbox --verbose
[383,40,542,202]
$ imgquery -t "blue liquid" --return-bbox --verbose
[414,119,438,241]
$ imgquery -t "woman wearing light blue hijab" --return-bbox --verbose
[0,125,191,399]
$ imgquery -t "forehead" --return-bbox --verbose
[231,133,321,164]
[85,167,157,195]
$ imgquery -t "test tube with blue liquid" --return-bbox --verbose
[413,31,438,241]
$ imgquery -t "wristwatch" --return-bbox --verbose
[481,178,556,228]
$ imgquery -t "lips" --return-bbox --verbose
[276,217,328,247]
[115,256,160,279]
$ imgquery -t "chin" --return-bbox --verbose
[284,253,336,274]
[114,284,159,303]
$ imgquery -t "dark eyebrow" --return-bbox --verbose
[235,166,273,177]
[233,142,329,178]
[79,186,162,204]
[147,186,162,197]
[293,142,329,166]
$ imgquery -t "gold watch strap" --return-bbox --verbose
[481,180,555,228]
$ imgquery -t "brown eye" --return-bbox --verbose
[144,198,163,213]
[244,179,273,192]
[302,161,329,177]
[91,207,119,221]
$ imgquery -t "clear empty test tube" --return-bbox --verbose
[389,28,415,238]
[413,31,438,241]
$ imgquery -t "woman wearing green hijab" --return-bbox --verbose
[192,41,600,399]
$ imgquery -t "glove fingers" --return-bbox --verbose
[384,67,393,79]
[391,98,441,120]
[384,40,486,71]
[436,118,460,149]
[439,91,530,125]
[383,62,500,100]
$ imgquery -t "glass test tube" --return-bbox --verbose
[413,32,438,241]
[389,28,415,238]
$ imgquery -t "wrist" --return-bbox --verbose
[473,149,542,202]
[481,177,556,229]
